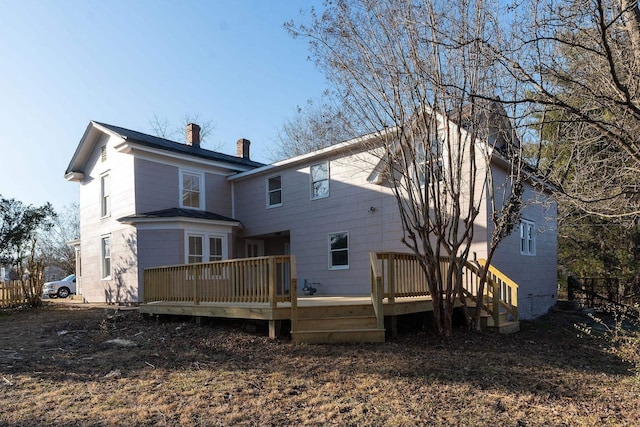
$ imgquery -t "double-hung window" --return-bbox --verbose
[310,162,329,200]
[100,173,110,217]
[416,135,443,186]
[267,175,282,208]
[520,220,536,256]
[187,233,226,263]
[101,235,111,279]
[188,235,203,263]
[209,237,223,261]
[329,231,349,270]
[181,170,203,209]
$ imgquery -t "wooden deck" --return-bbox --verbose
[140,253,520,343]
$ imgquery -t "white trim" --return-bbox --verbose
[310,161,330,200]
[520,219,536,256]
[266,174,283,208]
[100,234,111,279]
[100,171,111,219]
[328,231,349,270]
[185,231,228,264]
[179,169,205,210]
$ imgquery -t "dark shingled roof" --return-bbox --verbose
[118,208,239,223]
[95,122,264,169]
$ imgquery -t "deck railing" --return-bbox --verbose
[143,255,297,308]
[370,252,518,326]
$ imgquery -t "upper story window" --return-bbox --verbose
[101,235,111,279]
[329,231,349,270]
[100,173,110,218]
[310,161,329,200]
[416,135,443,186]
[180,170,204,209]
[267,175,282,208]
[520,219,536,256]
[100,145,107,162]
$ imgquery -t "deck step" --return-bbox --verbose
[291,328,386,344]
[296,315,378,331]
[490,320,520,334]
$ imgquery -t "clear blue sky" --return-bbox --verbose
[0,0,327,211]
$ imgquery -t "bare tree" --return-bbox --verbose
[272,95,359,161]
[503,0,640,219]
[40,203,79,275]
[289,0,529,334]
[149,113,218,148]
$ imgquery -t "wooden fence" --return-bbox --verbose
[0,281,38,307]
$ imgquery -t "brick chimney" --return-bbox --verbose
[237,138,250,159]
[186,123,201,147]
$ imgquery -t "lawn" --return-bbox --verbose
[0,302,637,426]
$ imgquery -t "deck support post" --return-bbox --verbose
[268,320,281,339]
[385,315,397,339]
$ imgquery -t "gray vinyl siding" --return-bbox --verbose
[233,150,407,295]
[488,167,558,319]
[134,159,178,213]
[78,133,138,303]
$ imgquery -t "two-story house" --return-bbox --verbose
[65,117,557,319]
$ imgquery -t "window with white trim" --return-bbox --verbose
[520,220,536,256]
[310,162,329,200]
[188,235,203,263]
[100,145,107,162]
[186,233,226,264]
[416,135,443,187]
[180,170,204,209]
[267,175,282,208]
[209,237,223,261]
[101,235,111,279]
[329,231,349,269]
[100,173,110,217]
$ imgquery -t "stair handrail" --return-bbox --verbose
[463,259,519,324]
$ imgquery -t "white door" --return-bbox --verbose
[245,240,264,257]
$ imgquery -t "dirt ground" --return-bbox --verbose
[0,299,638,426]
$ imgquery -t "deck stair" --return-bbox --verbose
[290,302,386,344]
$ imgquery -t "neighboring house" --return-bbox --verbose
[65,117,557,319]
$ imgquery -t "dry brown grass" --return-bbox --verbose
[0,302,638,426]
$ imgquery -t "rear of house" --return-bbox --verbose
[65,120,557,319]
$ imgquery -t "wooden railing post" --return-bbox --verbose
[370,252,385,330]
[388,252,395,304]
[492,281,500,327]
[268,256,277,309]
[193,264,200,305]
[290,255,298,334]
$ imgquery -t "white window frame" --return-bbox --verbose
[209,236,224,262]
[100,172,111,218]
[266,174,282,208]
[328,231,349,270]
[416,136,443,187]
[179,169,205,210]
[101,235,111,279]
[187,234,204,264]
[520,219,536,256]
[185,232,227,264]
[310,161,330,200]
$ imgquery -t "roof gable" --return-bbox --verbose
[65,121,264,180]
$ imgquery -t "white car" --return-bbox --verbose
[42,274,76,298]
